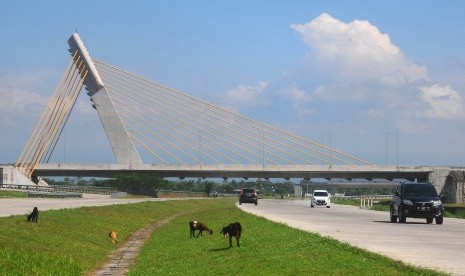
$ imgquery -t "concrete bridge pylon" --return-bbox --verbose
[68,33,142,165]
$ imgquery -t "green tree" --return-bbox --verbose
[105,173,169,197]
[204,181,215,196]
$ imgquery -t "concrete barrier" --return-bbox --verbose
[27,191,82,198]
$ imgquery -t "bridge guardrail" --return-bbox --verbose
[27,191,83,198]
[1,184,115,195]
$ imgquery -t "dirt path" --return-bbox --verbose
[91,212,187,276]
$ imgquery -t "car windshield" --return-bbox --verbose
[402,185,437,197]
[242,189,255,193]
[314,192,328,197]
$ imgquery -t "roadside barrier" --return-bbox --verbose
[27,191,82,198]
[360,197,374,209]
[360,195,391,209]
[0,184,114,195]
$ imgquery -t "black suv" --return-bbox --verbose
[239,188,258,205]
[390,183,444,224]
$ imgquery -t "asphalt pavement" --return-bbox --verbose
[0,194,154,218]
[237,199,465,276]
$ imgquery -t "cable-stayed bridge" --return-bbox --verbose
[2,33,464,202]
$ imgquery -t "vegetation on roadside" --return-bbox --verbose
[130,199,443,276]
[0,200,199,275]
[443,205,465,219]
[331,197,390,211]
[44,174,297,197]
[0,190,27,198]
[0,198,446,275]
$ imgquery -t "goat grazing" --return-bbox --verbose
[189,221,213,238]
[27,207,39,223]
[109,230,118,244]
[220,222,242,247]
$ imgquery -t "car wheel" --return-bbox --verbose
[326,205,330,208]
[311,204,314,208]
[255,201,257,205]
[436,216,444,225]
[390,207,397,223]
[426,217,433,224]
[239,201,242,205]
[398,208,406,223]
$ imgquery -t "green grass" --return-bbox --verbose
[443,205,465,219]
[0,200,204,275]
[0,198,445,275]
[0,190,27,198]
[334,197,391,212]
[129,199,442,276]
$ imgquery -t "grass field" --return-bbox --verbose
[0,198,444,275]
[0,190,27,198]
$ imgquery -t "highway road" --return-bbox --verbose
[0,195,154,218]
[237,199,465,276]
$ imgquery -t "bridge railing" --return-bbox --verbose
[0,184,115,195]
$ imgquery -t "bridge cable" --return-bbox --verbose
[18,56,81,175]
[97,64,292,164]
[97,68,287,164]
[99,69,310,165]
[104,80,264,164]
[93,59,373,166]
[116,101,223,164]
[109,89,242,164]
[16,51,78,169]
[113,96,238,164]
[95,61,338,165]
[26,59,84,174]
[104,81,264,164]
[29,68,88,177]
[43,59,86,163]
[94,60,347,165]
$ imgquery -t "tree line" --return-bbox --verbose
[44,174,295,197]
[44,174,394,198]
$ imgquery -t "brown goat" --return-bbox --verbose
[109,230,118,244]
[189,221,213,238]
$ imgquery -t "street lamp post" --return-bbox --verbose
[385,131,388,165]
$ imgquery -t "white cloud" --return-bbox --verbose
[280,84,312,102]
[279,84,312,114]
[314,83,371,102]
[0,73,51,130]
[0,70,94,130]
[289,13,465,122]
[221,81,267,110]
[0,74,49,114]
[419,84,464,119]
[290,13,428,85]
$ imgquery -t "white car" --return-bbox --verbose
[311,190,331,208]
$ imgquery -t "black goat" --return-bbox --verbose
[220,222,242,247]
[27,207,39,223]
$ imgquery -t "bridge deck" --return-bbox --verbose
[33,163,442,180]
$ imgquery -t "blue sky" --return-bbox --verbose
[1,1,465,166]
